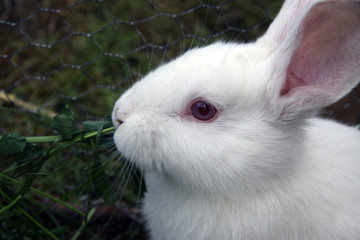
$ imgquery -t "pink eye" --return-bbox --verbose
[190,100,218,121]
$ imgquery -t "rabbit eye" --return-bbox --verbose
[190,100,218,121]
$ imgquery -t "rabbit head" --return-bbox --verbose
[112,0,360,197]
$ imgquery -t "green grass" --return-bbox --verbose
[0,105,145,239]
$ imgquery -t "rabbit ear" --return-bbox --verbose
[259,1,360,117]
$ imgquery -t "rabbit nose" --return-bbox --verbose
[116,118,123,126]
[113,107,124,129]
[113,117,124,129]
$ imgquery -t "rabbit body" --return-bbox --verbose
[112,0,360,239]
[143,118,360,240]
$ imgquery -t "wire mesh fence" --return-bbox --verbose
[1,0,360,239]
[0,0,278,135]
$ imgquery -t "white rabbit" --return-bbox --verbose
[112,0,360,239]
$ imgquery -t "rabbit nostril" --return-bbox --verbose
[117,118,124,125]
[112,114,124,129]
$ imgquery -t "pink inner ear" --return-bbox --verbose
[280,71,306,96]
[280,2,360,102]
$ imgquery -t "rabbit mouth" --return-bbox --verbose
[113,121,165,172]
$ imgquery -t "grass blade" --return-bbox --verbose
[71,207,97,240]
[17,206,60,240]
[0,173,85,216]
[0,194,22,214]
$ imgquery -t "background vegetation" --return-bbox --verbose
[0,0,359,239]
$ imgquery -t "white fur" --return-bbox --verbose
[112,0,360,239]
